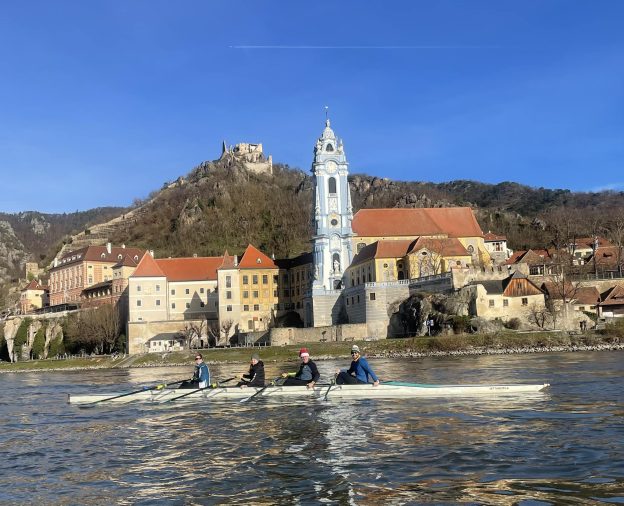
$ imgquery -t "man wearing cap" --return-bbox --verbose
[281,347,320,388]
[336,345,380,386]
[237,353,265,388]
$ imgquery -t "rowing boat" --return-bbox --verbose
[68,381,550,405]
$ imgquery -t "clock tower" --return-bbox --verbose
[311,118,354,292]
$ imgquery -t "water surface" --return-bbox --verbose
[1,351,623,504]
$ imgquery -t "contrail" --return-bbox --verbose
[229,45,503,50]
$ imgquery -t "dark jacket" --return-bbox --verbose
[242,360,265,387]
[295,359,320,383]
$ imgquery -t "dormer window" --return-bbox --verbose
[118,254,123,260]
[256,258,262,264]
[101,253,106,259]
[134,255,139,261]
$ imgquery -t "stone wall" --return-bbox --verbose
[269,323,368,347]
[127,319,207,354]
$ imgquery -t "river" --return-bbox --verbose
[1,351,623,505]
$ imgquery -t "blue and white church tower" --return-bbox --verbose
[308,118,354,326]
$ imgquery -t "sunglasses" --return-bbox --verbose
[195,357,201,360]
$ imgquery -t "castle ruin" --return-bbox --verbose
[220,141,273,175]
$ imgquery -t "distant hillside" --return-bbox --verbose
[2,153,624,312]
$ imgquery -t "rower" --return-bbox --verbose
[336,345,380,386]
[192,353,210,389]
[237,353,265,388]
[281,347,320,389]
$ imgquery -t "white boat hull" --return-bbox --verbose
[68,382,550,405]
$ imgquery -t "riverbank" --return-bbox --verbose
[1,330,622,373]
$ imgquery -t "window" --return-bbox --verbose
[256,258,262,264]
[273,275,279,284]
[171,303,176,309]
[171,289,176,295]
[489,300,495,307]
[503,299,509,307]
[243,290,249,299]
[253,290,259,298]
[328,177,337,194]
[262,275,268,284]
[370,293,376,301]
[136,300,142,307]
[200,287,204,294]
[253,304,259,311]
[185,288,190,295]
[243,275,249,285]
[357,295,360,303]
[579,306,585,311]
[186,303,190,309]
[226,305,232,312]
[250,275,257,284]
[326,143,334,152]
[156,299,161,306]
[226,291,232,299]
[273,290,278,297]
[522,298,528,306]
[156,285,160,292]
[226,276,232,288]
[243,305,249,311]
[200,302,205,307]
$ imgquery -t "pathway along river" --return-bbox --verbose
[1,351,623,505]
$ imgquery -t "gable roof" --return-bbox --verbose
[506,249,555,266]
[350,239,415,267]
[22,280,47,292]
[472,271,542,297]
[156,257,226,281]
[132,253,167,278]
[113,253,144,269]
[571,237,613,249]
[352,207,484,239]
[484,232,507,242]
[408,237,470,257]
[238,244,277,269]
[599,284,624,307]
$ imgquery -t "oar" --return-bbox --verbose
[83,378,192,406]
[239,376,281,403]
[322,373,339,401]
[165,377,236,403]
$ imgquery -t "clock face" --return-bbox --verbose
[326,160,337,174]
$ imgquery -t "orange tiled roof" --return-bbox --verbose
[238,244,277,269]
[484,232,507,242]
[408,237,469,256]
[350,239,415,267]
[134,253,229,281]
[572,237,613,249]
[574,286,600,305]
[506,249,555,265]
[23,280,47,291]
[586,246,623,267]
[352,207,484,238]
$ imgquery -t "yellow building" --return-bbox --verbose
[19,280,49,314]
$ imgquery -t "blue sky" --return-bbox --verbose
[1,1,623,213]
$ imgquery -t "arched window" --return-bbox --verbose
[332,253,340,272]
[326,143,334,152]
[328,177,337,194]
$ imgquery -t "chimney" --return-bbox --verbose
[271,252,275,260]
[106,242,112,254]
[149,250,154,257]
[193,253,198,258]
[234,255,238,267]
[54,258,58,268]
[122,244,126,249]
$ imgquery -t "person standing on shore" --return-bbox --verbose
[281,348,320,388]
[336,345,380,386]
[237,353,265,388]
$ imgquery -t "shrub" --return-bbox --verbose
[31,328,46,359]
[451,315,471,334]
[504,318,521,330]
[48,333,65,357]
[601,319,624,338]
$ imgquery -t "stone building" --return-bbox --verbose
[19,280,49,314]
[220,141,273,175]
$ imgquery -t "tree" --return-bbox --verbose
[182,319,207,349]
[64,306,121,354]
[528,302,550,330]
[606,208,624,276]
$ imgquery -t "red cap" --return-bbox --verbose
[298,347,309,356]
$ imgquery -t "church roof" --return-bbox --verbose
[408,237,470,257]
[352,207,484,239]
[350,240,415,267]
[238,244,278,269]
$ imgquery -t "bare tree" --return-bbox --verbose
[527,302,550,330]
[606,208,624,277]
[218,319,234,346]
[182,319,207,349]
